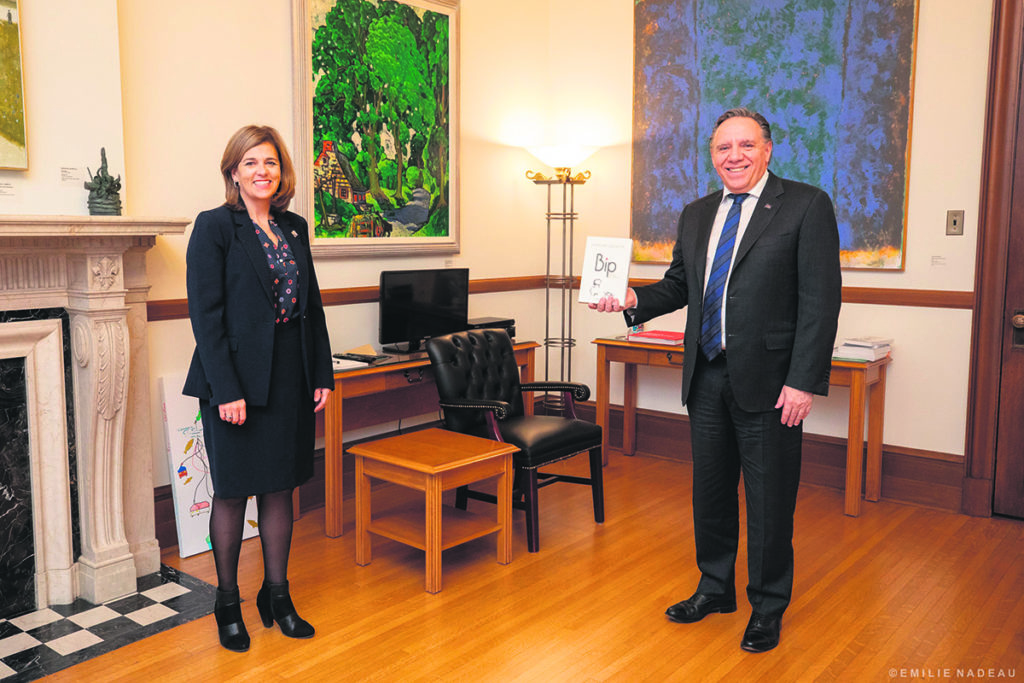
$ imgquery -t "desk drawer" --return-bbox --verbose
[339,373,388,397]
[609,347,652,364]
[647,348,684,368]
[385,365,435,390]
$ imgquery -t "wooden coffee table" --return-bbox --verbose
[347,428,519,593]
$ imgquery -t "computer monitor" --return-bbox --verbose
[378,268,469,352]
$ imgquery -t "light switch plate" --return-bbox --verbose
[946,210,965,236]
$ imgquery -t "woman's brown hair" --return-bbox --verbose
[220,124,296,212]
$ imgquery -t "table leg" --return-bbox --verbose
[623,363,638,456]
[596,345,610,465]
[425,475,443,593]
[354,455,371,566]
[844,373,867,517]
[324,379,344,537]
[864,367,887,502]
[497,453,512,565]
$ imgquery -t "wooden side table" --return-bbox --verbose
[828,358,891,516]
[347,428,519,593]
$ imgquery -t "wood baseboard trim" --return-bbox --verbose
[577,403,965,513]
[961,476,994,516]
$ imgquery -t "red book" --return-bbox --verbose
[628,329,685,345]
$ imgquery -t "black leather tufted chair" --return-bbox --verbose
[425,329,604,552]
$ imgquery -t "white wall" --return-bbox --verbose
[110,0,992,486]
[0,0,125,214]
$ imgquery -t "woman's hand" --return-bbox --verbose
[313,387,332,413]
[219,398,247,425]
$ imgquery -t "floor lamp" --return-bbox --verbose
[526,166,591,406]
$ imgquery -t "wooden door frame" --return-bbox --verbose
[963,0,1022,516]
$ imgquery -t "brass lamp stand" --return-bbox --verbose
[526,167,591,405]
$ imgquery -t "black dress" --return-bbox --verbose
[200,219,314,498]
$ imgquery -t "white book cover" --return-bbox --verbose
[834,344,891,361]
[160,373,259,558]
[843,335,894,348]
[578,237,633,304]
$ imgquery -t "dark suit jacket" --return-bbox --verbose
[630,172,842,413]
[182,204,334,407]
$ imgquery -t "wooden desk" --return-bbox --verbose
[348,428,518,593]
[323,341,538,537]
[593,338,891,517]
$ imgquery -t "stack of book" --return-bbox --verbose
[833,336,893,362]
[627,329,685,346]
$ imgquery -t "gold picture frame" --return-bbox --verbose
[293,0,460,257]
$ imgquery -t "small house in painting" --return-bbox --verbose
[313,140,367,205]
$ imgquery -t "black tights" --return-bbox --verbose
[209,489,295,591]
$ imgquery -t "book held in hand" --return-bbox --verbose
[578,236,633,304]
[628,329,685,346]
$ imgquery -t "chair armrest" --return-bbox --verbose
[520,382,591,403]
[439,399,513,421]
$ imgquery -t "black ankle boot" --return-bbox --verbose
[256,580,315,639]
[214,587,250,652]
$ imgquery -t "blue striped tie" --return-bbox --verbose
[699,192,749,361]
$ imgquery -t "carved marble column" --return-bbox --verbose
[123,246,161,576]
[67,250,136,603]
[0,217,187,607]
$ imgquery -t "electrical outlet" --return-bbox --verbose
[946,210,965,236]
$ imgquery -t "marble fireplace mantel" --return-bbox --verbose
[0,215,188,607]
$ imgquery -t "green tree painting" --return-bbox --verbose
[311,0,450,240]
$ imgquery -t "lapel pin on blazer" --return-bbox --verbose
[291,230,298,238]
[764,204,772,210]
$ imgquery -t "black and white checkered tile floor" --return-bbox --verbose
[0,565,214,682]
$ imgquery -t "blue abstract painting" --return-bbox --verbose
[631,0,918,268]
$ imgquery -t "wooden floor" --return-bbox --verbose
[49,453,1024,682]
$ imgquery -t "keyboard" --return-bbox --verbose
[332,352,390,364]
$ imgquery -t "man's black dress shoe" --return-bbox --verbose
[740,613,781,653]
[665,592,737,623]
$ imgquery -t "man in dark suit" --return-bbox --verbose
[592,108,841,652]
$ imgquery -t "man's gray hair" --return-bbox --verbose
[709,108,773,146]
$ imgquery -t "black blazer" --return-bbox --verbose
[630,172,842,412]
[182,204,333,407]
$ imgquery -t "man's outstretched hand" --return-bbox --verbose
[589,288,638,312]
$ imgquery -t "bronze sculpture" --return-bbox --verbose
[84,148,122,215]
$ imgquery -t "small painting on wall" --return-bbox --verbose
[0,0,27,170]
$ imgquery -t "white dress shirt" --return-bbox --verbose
[701,170,770,351]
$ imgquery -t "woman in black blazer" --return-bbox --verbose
[183,125,334,653]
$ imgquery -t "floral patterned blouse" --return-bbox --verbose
[254,218,300,324]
